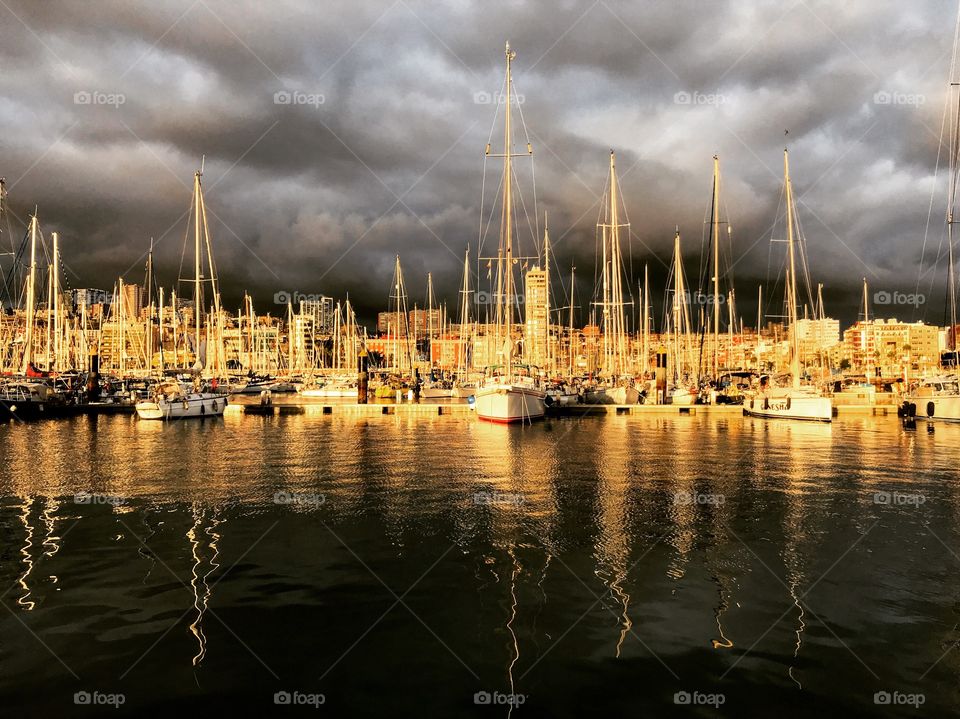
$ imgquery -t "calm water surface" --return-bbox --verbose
[0,412,958,716]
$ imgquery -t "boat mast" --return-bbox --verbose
[20,214,38,375]
[427,272,434,366]
[672,229,683,383]
[145,240,153,373]
[193,169,203,370]
[568,265,575,376]
[642,263,650,374]
[458,246,471,377]
[711,155,721,379]
[502,41,515,378]
[608,150,626,377]
[543,212,551,373]
[52,231,61,370]
[158,286,165,372]
[756,284,762,373]
[784,149,800,390]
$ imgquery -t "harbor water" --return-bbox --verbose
[0,412,957,716]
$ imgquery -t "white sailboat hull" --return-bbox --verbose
[299,387,358,398]
[451,384,476,399]
[475,384,545,423]
[744,393,832,422]
[135,393,227,420]
[421,387,453,399]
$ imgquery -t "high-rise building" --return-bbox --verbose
[121,283,142,319]
[524,266,548,366]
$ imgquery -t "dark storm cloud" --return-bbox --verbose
[0,0,956,327]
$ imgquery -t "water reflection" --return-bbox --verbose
[187,504,222,667]
[0,413,957,715]
[16,496,35,610]
[593,418,633,657]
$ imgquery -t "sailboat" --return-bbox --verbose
[136,166,227,420]
[473,42,546,423]
[663,229,698,405]
[744,149,832,422]
[584,151,639,405]
[452,247,477,398]
[904,17,960,422]
[421,272,453,398]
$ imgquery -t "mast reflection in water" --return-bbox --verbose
[0,412,956,715]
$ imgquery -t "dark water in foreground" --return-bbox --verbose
[0,412,958,717]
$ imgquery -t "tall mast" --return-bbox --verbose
[20,214,38,375]
[458,246,471,377]
[672,229,683,382]
[192,169,203,369]
[711,155,721,379]
[145,239,153,373]
[502,41,515,377]
[543,212,551,373]
[948,21,960,353]
[158,286,165,372]
[756,284,762,373]
[784,149,800,390]
[568,265,575,376]
[642,263,650,374]
[52,231,60,370]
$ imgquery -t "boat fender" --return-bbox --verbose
[201,403,206,415]
[544,395,554,407]
[927,401,935,418]
[763,397,769,410]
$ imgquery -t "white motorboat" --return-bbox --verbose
[905,376,960,421]
[135,381,227,420]
[474,374,545,423]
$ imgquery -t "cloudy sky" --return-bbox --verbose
[0,0,957,328]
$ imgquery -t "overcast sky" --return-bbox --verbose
[0,0,957,328]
